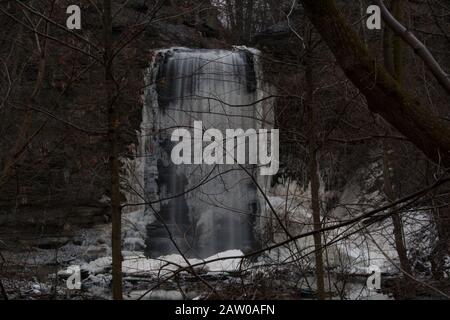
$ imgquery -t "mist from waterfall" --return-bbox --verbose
[133,47,273,259]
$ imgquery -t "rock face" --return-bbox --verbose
[0,1,228,249]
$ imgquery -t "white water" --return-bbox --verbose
[127,47,273,258]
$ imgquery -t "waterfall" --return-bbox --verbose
[133,47,273,258]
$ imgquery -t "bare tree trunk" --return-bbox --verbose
[225,0,236,31]
[0,249,7,300]
[376,0,450,94]
[235,0,244,42]
[382,143,415,297]
[103,0,123,300]
[306,55,326,300]
[0,280,6,300]
[391,0,404,84]
[381,0,415,298]
[431,193,450,281]
[244,0,254,42]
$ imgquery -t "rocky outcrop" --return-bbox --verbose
[0,1,227,250]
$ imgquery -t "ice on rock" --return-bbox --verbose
[123,237,146,251]
[62,249,245,279]
[203,250,244,273]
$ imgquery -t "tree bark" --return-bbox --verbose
[390,0,404,84]
[235,0,244,42]
[301,0,450,168]
[376,0,450,94]
[103,0,123,300]
[244,0,255,42]
[382,143,415,297]
[381,0,415,298]
[431,193,450,280]
[306,55,326,300]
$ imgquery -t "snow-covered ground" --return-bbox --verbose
[261,165,437,276]
[3,162,442,300]
[60,249,244,279]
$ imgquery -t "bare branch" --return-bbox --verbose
[376,0,450,95]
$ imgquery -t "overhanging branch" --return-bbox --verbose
[376,0,450,95]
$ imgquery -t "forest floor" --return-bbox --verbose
[0,207,400,300]
[1,178,448,300]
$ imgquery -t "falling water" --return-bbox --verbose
[136,47,273,258]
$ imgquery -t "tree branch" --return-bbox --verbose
[376,0,450,95]
[300,0,450,168]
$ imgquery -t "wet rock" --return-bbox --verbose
[35,237,70,250]
[123,237,145,251]
[83,245,110,261]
